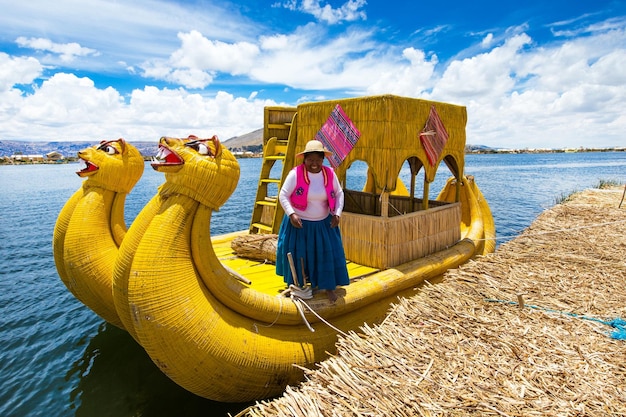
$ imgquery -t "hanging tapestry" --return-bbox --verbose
[419,105,449,166]
[315,104,361,168]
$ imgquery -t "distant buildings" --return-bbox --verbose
[2,151,65,164]
[230,150,261,158]
[46,151,64,160]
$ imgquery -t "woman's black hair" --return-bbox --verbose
[303,151,325,159]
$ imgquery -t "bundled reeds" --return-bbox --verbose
[240,187,626,416]
[231,234,278,263]
[341,198,461,269]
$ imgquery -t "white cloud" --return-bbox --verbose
[0,1,624,150]
[0,70,281,142]
[443,25,626,148]
[171,31,260,75]
[139,30,260,89]
[274,0,367,24]
[120,87,281,141]
[16,37,98,62]
[365,47,438,96]
[0,53,43,92]
[0,0,262,74]
[249,25,400,90]
[149,24,386,90]
[481,33,494,48]
[549,15,626,37]
[8,73,124,135]
[433,34,532,102]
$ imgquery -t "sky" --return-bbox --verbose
[0,0,624,149]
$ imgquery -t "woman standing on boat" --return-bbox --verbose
[276,140,350,302]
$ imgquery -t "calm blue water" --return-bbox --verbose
[1,152,625,416]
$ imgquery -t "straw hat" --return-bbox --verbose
[296,140,332,157]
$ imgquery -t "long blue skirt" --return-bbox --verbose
[276,214,350,290]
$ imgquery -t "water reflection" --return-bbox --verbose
[66,322,254,416]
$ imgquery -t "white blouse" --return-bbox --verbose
[279,168,344,221]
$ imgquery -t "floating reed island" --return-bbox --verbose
[240,186,626,416]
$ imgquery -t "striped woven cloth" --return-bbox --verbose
[315,104,361,168]
[419,105,449,166]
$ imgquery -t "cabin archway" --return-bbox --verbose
[402,153,463,209]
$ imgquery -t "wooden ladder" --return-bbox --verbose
[249,107,298,234]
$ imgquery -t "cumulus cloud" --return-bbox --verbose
[140,30,260,89]
[143,25,398,90]
[0,53,43,92]
[171,31,260,74]
[0,70,281,142]
[433,34,532,101]
[438,25,626,148]
[365,47,438,96]
[0,1,624,150]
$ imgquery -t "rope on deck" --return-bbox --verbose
[485,298,626,340]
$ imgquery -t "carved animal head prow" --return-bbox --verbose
[151,135,240,210]
[76,138,145,193]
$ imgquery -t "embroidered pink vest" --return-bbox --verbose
[290,164,337,212]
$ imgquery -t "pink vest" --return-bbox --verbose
[290,164,337,212]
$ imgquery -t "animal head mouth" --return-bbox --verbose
[76,158,99,177]
[151,143,184,171]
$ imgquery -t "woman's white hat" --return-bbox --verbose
[296,140,333,157]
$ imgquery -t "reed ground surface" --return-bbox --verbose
[242,186,626,416]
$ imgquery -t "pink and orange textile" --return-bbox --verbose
[315,104,361,168]
[420,105,449,166]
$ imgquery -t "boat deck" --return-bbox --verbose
[212,231,379,296]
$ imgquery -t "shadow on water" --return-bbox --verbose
[66,322,255,417]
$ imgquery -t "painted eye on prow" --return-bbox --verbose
[197,143,210,155]
[97,142,119,155]
[186,140,213,156]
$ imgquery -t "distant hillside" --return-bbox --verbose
[0,140,160,158]
[222,128,263,150]
[0,131,264,158]
[1,133,501,158]
[465,144,494,153]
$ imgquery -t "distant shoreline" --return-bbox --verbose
[1,147,624,166]
[466,146,626,154]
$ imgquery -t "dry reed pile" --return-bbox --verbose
[231,233,278,263]
[241,187,626,416]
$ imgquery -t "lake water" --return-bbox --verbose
[1,152,625,416]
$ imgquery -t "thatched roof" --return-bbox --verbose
[295,95,467,191]
[239,186,626,416]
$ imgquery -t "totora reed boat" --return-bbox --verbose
[53,95,495,402]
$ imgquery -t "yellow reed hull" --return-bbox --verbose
[121,176,494,403]
[53,139,144,329]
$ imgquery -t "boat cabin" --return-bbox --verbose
[250,95,467,269]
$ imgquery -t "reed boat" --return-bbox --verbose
[56,95,495,403]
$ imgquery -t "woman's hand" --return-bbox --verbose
[289,213,303,228]
[330,214,340,228]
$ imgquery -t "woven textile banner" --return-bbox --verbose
[315,104,361,168]
[419,105,449,166]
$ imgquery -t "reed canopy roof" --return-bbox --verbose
[294,95,467,192]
